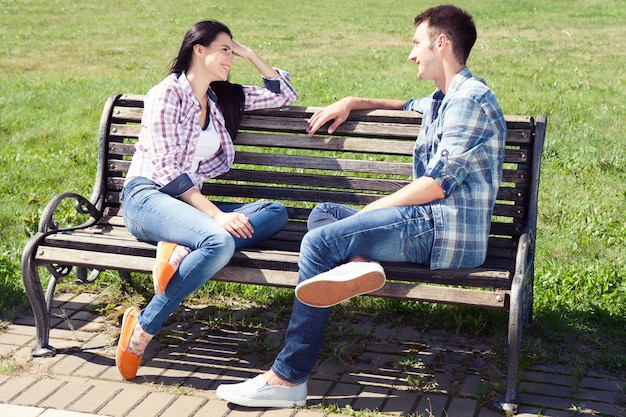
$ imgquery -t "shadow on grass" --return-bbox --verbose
[528,307,626,375]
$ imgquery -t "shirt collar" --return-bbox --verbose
[177,72,218,104]
[447,67,472,93]
[433,67,474,99]
[445,67,487,96]
[207,88,218,103]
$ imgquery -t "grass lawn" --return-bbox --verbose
[1,0,624,382]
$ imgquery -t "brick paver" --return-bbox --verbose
[293,410,326,417]
[306,378,334,406]
[158,395,206,417]
[1,293,624,417]
[414,393,448,417]
[325,382,361,409]
[96,386,149,417]
[125,391,177,417]
[0,376,39,403]
[38,380,93,410]
[192,398,233,417]
[577,400,624,416]
[383,388,418,415]
[351,384,389,411]
[68,384,121,414]
[11,378,66,407]
[446,397,478,417]
[581,375,623,391]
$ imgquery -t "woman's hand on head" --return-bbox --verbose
[231,39,280,79]
[231,40,252,59]
[214,211,254,239]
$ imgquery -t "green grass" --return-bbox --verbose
[1,0,624,379]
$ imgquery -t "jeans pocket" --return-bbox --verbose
[404,228,434,265]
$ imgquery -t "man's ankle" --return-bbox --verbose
[263,370,298,387]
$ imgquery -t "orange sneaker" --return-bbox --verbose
[115,307,142,379]
[152,241,189,295]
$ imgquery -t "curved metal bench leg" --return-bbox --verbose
[21,234,56,357]
[494,234,534,413]
[76,267,102,284]
[492,274,522,413]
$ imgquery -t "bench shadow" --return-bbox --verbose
[47,299,508,415]
[45,294,625,416]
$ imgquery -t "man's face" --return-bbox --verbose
[408,23,439,81]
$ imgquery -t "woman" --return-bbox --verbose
[117,20,298,379]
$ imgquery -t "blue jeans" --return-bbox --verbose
[121,177,288,335]
[271,202,435,384]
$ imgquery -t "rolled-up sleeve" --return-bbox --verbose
[423,97,493,197]
[403,97,430,113]
[243,68,298,111]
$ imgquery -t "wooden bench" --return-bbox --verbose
[22,93,546,410]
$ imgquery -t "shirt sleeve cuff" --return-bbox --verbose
[159,174,195,197]
[403,99,418,111]
[262,68,292,94]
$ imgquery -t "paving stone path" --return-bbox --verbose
[1,292,623,417]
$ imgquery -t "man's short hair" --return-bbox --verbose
[414,4,477,65]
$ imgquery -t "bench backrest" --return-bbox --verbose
[99,93,545,270]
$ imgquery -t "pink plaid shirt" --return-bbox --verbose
[127,70,297,191]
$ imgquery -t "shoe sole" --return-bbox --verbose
[295,271,385,308]
[216,386,306,408]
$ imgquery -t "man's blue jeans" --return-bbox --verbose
[271,202,435,384]
[122,177,288,335]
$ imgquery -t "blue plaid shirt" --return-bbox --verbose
[404,68,506,269]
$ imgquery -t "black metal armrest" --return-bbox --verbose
[38,192,102,234]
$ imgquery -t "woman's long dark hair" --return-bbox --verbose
[170,20,245,140]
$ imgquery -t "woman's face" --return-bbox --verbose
[197,31,235,82]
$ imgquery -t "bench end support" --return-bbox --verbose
[32,345,56,358]
[492,398,518,413]
[21,233,56,357]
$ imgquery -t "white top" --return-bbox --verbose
[190,120,221,172]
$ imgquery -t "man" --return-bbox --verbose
[216,4,506,408]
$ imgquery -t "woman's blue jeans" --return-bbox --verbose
[271,202,435,384]
[121,177,288,335]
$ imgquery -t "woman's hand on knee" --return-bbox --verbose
[215,212,254,239]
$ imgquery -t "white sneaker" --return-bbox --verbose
[295,261,386,308]
[216,374,307,408]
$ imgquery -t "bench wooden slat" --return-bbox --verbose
[107,169,530,197]
[107,130,533,162]
[39,242,512,309]
[214,169,411,192]
[90,214,521,260]
[105,176,528,206]
[236,132,416,154]
[233,152,414,175]
[103,187,530,222]
[105,154,415,177]
[240,115,421,140]
[36,240,513,291]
